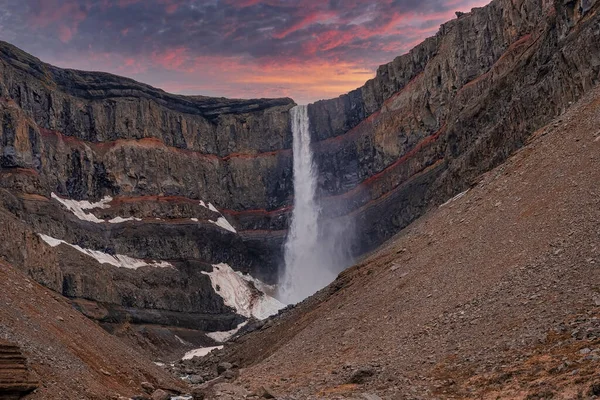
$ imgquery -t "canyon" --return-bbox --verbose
[0,0,599,397]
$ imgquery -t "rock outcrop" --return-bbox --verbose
[0,259,187,399]
[0,41,294,210]
[0,340,37,400]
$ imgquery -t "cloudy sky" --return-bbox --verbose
[0,0,490,103]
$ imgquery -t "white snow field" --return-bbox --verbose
[38,234,173,270]
[202,263,284,320]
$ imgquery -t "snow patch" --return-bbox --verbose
[199,200,237,233]
[209,216,237,233]
[52,193,142,224]
[202,263,284,320]
[38,234,63,247]
[182,346,223,360]
[439,189,470,208]
[108,216,142,223]
[206,321,248,343]
[174,335,188,345]
[51,193,110,223]
[52,194,237,231]
[38,234,173,270]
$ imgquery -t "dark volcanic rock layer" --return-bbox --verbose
[0,41,295,210]
[310,0,600,253]
[0,0,599,342]
[0,43,293,336]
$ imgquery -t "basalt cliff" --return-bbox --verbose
[0,0,599,383]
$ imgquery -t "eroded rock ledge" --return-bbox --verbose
[0,340,37,400]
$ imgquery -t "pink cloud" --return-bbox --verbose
[272,10,336,39]
[28,0,87,43]
[21,0,493,102]
[58,26,73,43]
[151,47,189,70]
[157,0,182,14]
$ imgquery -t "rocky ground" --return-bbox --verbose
[0,259,191,399]
[177,83,600,399]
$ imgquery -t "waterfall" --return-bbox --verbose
[279,105,340,304]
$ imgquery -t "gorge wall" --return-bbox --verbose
[0,0,599,343]
[0,42,296,342]
[308,0,599,252]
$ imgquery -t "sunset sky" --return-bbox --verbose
[0,0,490,104]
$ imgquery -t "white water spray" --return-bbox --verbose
[279,105,340,304]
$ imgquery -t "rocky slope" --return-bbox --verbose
[0,258,189,399]
[186,80,600,400]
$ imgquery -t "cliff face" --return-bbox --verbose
[308,0,600,253]
[0,0,599,345]
[0,42,294,341]
[0,42,295,210]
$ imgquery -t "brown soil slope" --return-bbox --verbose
[215,85,600,398]
[0,259,188,399]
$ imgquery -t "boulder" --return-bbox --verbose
[0,340,38,399]
[151,389,171,400]
[348,367,375,384]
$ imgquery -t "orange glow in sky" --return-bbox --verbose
[1,0,491,103]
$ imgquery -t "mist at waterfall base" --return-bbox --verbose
[278,105,355,305]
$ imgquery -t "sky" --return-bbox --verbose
[0,0,490,104]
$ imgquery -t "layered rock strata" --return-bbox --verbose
[0,44,292,337]
[309,0,600,252]
[0,340,37,400]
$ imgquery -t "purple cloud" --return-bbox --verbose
[0,0,491,103]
